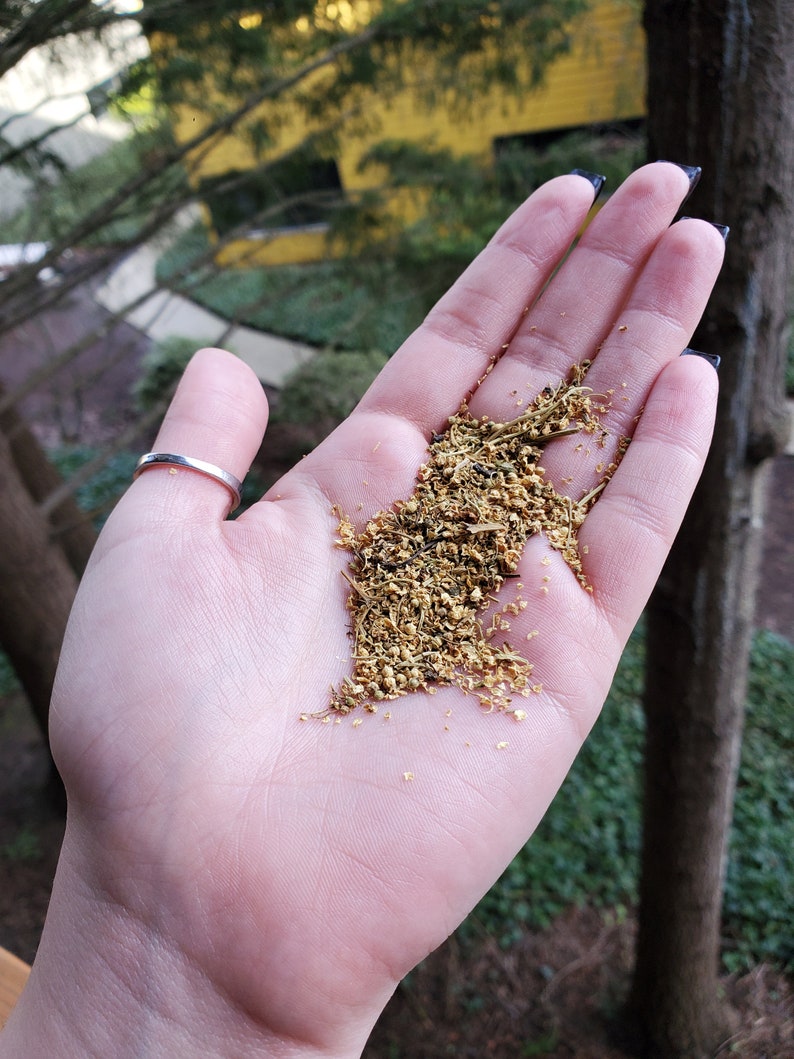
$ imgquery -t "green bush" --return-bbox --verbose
[154,221,213,286]
[274,348,388,427]
[471,626,794,971]
[344,128,646,321]
[269,348,388,459]
[1,827,42,863]
[132,334,217,411]
[723,630,794,970]
[48,447,139,529]
[158,226,424,355]
[0,652,20,696]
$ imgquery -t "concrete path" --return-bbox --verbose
[94,222,315,388]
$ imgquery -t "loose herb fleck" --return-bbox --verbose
[329,364,627,716]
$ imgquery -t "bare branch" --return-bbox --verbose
[0,20,380,322]
[0,0,105,78]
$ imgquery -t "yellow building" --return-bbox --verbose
[166,1,645,266]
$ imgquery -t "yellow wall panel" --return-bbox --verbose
[169,1,645,264]
[216,227,338,267]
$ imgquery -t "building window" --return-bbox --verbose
[492,119,645,199]
[494,118,644,157]
[200,153,344,236]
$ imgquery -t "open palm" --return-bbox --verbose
[12,164,724,1058]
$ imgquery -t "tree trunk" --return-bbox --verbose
[0,425,79,743]
[0,391,97,578]
[630,2,794,1056]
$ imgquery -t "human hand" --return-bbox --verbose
[1,163,725,1058]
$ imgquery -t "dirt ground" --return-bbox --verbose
[0,278,792,1055]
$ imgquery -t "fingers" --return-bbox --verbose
[129,348,269,524]
[579,353,719,641]
[293,163,723,522]
[290,172,601,511]
[356,172,601,429]
[537,215,726,497]
[467,161,698,420]
[357,162,699,439]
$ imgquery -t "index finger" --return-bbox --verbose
[356,171,601,430]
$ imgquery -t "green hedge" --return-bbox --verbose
[473,626,794,972]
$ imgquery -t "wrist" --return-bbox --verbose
[0,826,370,1059]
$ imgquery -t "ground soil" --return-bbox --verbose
[0,275,792,1055]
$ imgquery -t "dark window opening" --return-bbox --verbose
[492,119,646,200]
[494,118,645,157]
[200,154,344,236]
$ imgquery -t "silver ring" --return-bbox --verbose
[134,452,243,511]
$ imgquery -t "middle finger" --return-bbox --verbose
[467,160,697,423]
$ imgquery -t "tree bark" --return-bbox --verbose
[630,2,794,1056]
[0,425,79,743]
[0,392,97,578]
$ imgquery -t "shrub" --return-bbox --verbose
[48,446,138,529]
[271,347,388,455]
[157,129,646,356]
[723,630,794,970]
[133,335,218,411]
[470,626,794,970]
[159,234,423,356]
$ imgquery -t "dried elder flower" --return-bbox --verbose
[329,363,626,716]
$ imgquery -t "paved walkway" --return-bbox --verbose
[94,221,315,388]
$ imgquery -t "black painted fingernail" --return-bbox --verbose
[570,169,607,201]
[657,160,702,201]
[681,347,721,372]
[679,216,730,241]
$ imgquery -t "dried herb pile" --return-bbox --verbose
[329,363,624,716]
